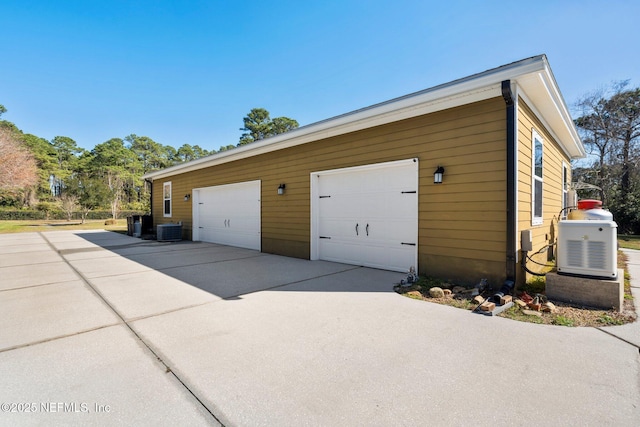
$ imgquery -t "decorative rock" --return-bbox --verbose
[429,287,445,298]
[515,299,528,308]
[520,292,533,304]
[406,290,422,298]
[499,295,513,305]
[528,303,542,311]
[443,289,452,297]
[472,295,485,304]
[452,286,466,294]
[528,296,541,311]
[541,302,557,313]
[522,309,543,317]
[480,301,496,312]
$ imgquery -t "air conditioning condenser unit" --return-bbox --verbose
[157,224,182,242]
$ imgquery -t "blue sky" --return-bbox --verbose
[1,0,638,151]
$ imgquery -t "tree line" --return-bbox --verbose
[0,106,298,221]
[573,81,640,233]
[3,87,639,234]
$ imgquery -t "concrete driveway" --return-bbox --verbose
[1,230,638,426]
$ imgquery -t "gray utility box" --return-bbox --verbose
[157,224,182,242]
[557,220,617,279]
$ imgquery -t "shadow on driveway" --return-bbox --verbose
[58,230,405,300]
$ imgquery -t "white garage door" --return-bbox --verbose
[193,180,261,250]
[311,159,418,272]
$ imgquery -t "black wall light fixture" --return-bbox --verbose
[434,166,445,184]
[277,184,286,195]
[184,194,191,201]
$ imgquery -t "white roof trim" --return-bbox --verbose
[143,55,584,181]
[513,57,585,159]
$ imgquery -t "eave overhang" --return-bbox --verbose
[143,55,584,181]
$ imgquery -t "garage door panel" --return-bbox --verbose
[313,159,418,272]
[364,219,415,242]
[194,181,261,251]
[319,219,357,238]
[319,239,364,265]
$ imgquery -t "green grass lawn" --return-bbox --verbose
[618,234,640,250]
[0,219,127,234]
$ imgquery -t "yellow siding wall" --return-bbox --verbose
[152,97,507,285]
[517,97,571,283]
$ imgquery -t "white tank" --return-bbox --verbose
[583,209,613,221]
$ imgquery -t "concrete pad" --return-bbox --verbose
[45,239,103,251]
[39,231,93,243]
[59,247,120,261]
[603,249,640,347]
[59,242,181,261]
[0,281,121,351]
[276,265,404,293]
[110,242,196,257]
[0,242,52,254]
[83,237,149,248]
[43,230,145,250]
[162,254,358,298]
[0,233,45,246]
[42,229,114,240]
[1,233,637,426]
[546,269,624,311]
[65,230,147,248]
[68,257,153,279]
[112,242,256,259]
[0,250,63,267]
[60,242,189,260]
[126,245,263,271]
[88,270,220,320]
[132,281,640,426]
[600,320,640,348]
[0,262,80,291]
[0,325,217,426]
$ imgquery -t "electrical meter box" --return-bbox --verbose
[557,220,617,279]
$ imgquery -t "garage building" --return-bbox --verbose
[143,55,585,286]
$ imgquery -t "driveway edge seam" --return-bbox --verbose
[39,232,227,426]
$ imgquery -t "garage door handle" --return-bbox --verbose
[228,219,231,227]
[355,223,359,236]
[366,223,369,236]
[401,242,416,246]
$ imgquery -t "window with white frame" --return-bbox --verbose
[532,130,543,225]
[163,182,172,217]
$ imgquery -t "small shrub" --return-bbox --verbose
[499,306,544,324]
[520,276,546,295]
[552,315,575,327]
[35,202,60,220]
[0,209,147,221]
[597,314,625,326]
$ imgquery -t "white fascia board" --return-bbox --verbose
[537,70,586,158]
[142,83,501,181]
[514,61,585,159]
